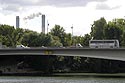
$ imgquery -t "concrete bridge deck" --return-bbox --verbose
[0,48,125,61]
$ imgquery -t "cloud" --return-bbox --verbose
[38,0,107,7]
[0,0,107,12]
[96,3,121,10]
[2,4,23,12]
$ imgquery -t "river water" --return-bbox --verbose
[0,76,124,83]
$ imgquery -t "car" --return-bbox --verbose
[16,45,30,48]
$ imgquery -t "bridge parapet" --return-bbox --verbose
[0,48,125,61]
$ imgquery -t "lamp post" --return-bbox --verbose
[47,20,49,34]
[71,25,73,37]
[123,17,125,46]
[71,25,73,45]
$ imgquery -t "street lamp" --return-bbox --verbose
[47,20,49,34]
[71,24,73,37]
[71,25,73,45]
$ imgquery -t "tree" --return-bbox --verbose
[104,21,122,40]
[22,30,39,47]
[0,25,24,47]
[82,34,91,46]
[113,19,125,46]
[50,36,63,47]
[50,25,66,46]
[104,19,123,46]
[91,17,107,39]
[36,33,52,47]
[50,25,65,37]
[63,33,72,46]
[12,28,24,47]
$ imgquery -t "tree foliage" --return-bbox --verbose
[0,25,24,47]
[91,17,107,40]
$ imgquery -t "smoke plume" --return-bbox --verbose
[23,12,42,20]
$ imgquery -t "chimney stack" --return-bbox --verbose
[16,16,20,28]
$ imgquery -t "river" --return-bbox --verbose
[0,76,124,83]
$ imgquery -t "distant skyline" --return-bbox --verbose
[0,0,125,36]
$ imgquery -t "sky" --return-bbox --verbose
[0,0,125,36]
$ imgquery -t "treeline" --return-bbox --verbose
[0,24,91,47]
[1,17,125,47]
[91,17,125,46]
[1,17,125,74]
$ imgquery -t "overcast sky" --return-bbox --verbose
[0,0,124,36]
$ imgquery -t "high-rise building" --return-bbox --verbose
[16,16,20,28]
[42,15,45,33]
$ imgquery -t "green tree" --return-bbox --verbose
[82,34,91,46]
[22,31,39,47]
[22,31,53,47]
[113,19,125,46]
[0,25,24,47]
[63,33,72,46]
[50,36,63,47]
[104,21,122,40]
[36,33,52,47]
[91,17,107,39]
[50,25,65,37]
[104,19,123,46]
[50,25,66,46]
[12,28,24,46]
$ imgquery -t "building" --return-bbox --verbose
[16,16,20,28]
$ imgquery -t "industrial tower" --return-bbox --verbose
[16,16,20,28]
[42,15,45,33]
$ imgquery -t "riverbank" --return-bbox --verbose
[1,73,125,78]
[52,73,125,77]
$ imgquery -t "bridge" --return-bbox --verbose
[0,48,125,61]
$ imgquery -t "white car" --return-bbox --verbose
[76,43,83,47]
[16,45,30,48]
